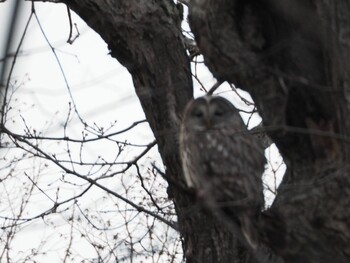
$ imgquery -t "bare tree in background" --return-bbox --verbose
[1,0,350,262]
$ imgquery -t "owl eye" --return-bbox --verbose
[192,109,204,118]
[214,109,225,117]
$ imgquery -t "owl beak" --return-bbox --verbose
[204,107,212,128]
[206,117,212,128]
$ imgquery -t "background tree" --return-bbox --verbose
[1,0,350,262]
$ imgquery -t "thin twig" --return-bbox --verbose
[4,128,177,230]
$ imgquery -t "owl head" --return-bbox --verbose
[182,96,239,131]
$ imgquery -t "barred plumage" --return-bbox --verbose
[179,95,265,249]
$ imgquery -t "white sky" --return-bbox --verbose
[0,1,285,262]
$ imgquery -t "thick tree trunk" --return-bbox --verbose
[189,0,350,262]
[31,0,350,262]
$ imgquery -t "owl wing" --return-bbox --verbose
[179,126,211,189]
[204,129,265,249]
[205,129,265,207]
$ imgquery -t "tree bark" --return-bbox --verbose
[28,0,350,262]
[189,0,350,262]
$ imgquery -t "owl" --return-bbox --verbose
[179,95,265,249]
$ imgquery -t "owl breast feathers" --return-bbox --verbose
[179,95,266,248]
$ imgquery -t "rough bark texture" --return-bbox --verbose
[33,0,350,262]
[189,0,350,262]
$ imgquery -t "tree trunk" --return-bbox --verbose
[32,0,350,262]
[189,0,350,262]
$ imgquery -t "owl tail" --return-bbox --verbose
[239,214,259,250]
